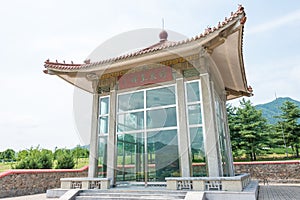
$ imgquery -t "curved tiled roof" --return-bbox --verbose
[44,5,246,72]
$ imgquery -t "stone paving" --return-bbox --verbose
[0,193,58,200]
[258,185,300,200]
[1,184,300,200]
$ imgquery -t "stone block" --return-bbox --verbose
[61,180,72,189]
[166,180,178,190]
[193,180,205,190]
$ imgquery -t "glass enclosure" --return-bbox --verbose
[185,81,206,177]
[116,85,179,182]
[97,80,209,182]
[215,93,230,176]
[98,96,109,177]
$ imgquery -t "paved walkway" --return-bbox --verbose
[0,193,58,200]
[1,184,300,199]
[258,185,300,200]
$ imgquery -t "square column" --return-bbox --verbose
[106,88,117,186]
[88,91,100,178]
[176,76,191,177]
[200,73,222,177]
[221,97,235,176]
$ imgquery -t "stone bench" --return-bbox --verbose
[60,177,111,190]
[165,173,250,192]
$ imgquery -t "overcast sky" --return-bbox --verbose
[0,1,300,151]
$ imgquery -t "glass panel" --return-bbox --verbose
[116,133,145,182]
[147,130,180,181]
[186,82,200,103]
[146,107,177,129]
[100,97,109,115]
[117,111,144,132]
[215,97,221,118]
[146,86,175,108]
[118,91,144,112]
[99,116,108,134]
[188,104,202,125]
[189,127,206,177]
[98,136,107,177]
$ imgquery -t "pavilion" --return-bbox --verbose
[44,5,253,189]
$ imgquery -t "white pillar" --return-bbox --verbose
[106,88,117,186]
[176,76,191,177]
[88,81,100,178]
[200,73,222,177]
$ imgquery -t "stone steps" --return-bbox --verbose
[75,189,187,200]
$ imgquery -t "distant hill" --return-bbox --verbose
[255,97,300,124]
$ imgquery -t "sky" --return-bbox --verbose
[0,0,300,151]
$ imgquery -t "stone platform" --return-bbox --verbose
[3,183,300,200]
[46,180,258,200]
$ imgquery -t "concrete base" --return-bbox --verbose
[46,188,69,198]
[46,181,258,200]
[204,180,259,200]
[184,192,205,200]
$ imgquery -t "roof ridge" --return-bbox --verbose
[44,5,245,71]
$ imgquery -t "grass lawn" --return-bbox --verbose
[0,158,90,173]
[74,158,89,169]
[0,162,14,172]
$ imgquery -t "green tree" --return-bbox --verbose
[274,101,300,157]
[228,99,269,161]
[71,145,89,166]
[15,147,53,169]
[227,104,245,158]
[56,149,75,169]
[16,150,29,161]
[1,149,16,162]
[38,149,53,169]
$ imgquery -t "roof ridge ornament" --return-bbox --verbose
[159,18,168,42]
[159,30,168,42]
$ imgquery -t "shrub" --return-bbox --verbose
[56,149,75,169]
[14,147,53,169]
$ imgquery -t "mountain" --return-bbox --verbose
[255,97,300,124]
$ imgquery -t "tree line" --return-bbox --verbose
[1,99,299,168]
[228,99,300,161]
[0,145,89,169]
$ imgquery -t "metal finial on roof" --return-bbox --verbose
[159,30,168,42]
[159,18,168,42]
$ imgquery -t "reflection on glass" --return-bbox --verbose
[188,104,202,125]
[118,91,144,112]
[98,136,107,177]
[146,107,177,129]
[186,82,200,103]
[117,111,144,132]
[99,116,108,134]
[146,86,175,108]
[189,127,206,177]
[100,97,109,115]
[116,133,145,181]
[147,130,179,181]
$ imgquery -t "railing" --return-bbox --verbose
[60,177,111,190]
[165,173,250,192]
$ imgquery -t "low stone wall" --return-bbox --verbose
[0,167,88,198]
[234,160,300,183]
[192,160,300,183]
[0,161,299,198]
